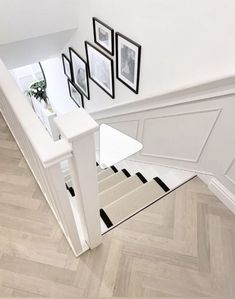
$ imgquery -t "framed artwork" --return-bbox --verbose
[69,47,90,99]
[61,53,72,81]
[116,33,141,94]
[85,41,115,99]
[68,79,84,108]
[92,17,114,55]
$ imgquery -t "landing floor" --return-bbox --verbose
[0,114,235,297]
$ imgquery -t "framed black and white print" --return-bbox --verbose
[92,17,114,55]
[62,53,72,81]
[69,47,90,99]
[116,33,141,94]
[68,79,84,108]
[85,41,115,98]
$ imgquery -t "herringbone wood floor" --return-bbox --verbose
[0,113,235,297]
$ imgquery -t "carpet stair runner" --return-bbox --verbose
[97,164,170,229]
[65,163,170,231]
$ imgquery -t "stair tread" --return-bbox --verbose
[98,171,128,193]
[97,167,116,181]
[104,179,168,225]
[99,173,146,208]
[97,166,103,173]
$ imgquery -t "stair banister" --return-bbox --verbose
[55,110,102,249]
[0,59,86,256]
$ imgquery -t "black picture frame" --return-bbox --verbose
[68,79,84,108]
[85,41,115,99]
[69,47,90,100]
[116,32,141,94]
[92,17,114,56]
[61,53,72,81]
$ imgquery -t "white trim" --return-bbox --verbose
[140,108,222,163]
[198,173,213,185]
[127,157,213,176]
[0,59,72,167]
[209,178,235,215]
[91,75,235,120]
[91,70,235,217]
[224,158,235,185]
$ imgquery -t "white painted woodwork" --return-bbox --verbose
[142,109,220,162]
[91,75,235,120]
[0,59,87,256]
[209,178,235,215]
[44,163,84,255]
[55,110,102,249]
[225,159,235,185]
[91,77,235,214]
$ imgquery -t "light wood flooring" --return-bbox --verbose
[0,113,235,297]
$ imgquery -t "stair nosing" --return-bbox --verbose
[136,172,147,184]
[100,209,113,228]
[121,168,131,178]
[111,165,118,173]
[153,177,170,192]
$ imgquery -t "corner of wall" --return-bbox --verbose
[208,178,235,215]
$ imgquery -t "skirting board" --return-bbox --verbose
[198,173,213,185]
[209,178,235,215]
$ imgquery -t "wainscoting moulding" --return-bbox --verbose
[225,158,235,186]
[139,108,222,163]
[91,74,235,120]
[91,75,235,215]
[209,178,235,214]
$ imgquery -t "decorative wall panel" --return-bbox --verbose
[141,109,221,162]
[225,158,235,185]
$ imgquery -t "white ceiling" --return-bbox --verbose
[0,0,79,45]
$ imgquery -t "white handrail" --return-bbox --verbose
[0,60,71,166]
[0,59,93,256]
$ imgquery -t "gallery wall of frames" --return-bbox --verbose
[61,17,142,108]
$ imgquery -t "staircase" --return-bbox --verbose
[64,159,193,234]
[0,58,197,257]
[97,163,170,232]
[66,163,170,233]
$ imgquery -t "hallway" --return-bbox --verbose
[0,113,235,297]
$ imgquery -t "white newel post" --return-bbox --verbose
[55,110,102,249]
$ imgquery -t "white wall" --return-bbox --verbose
[41,57,78,115]
[0,0,79,45]
[2,0,235,115]
[93,81,235,213]
[64,0,235,112]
